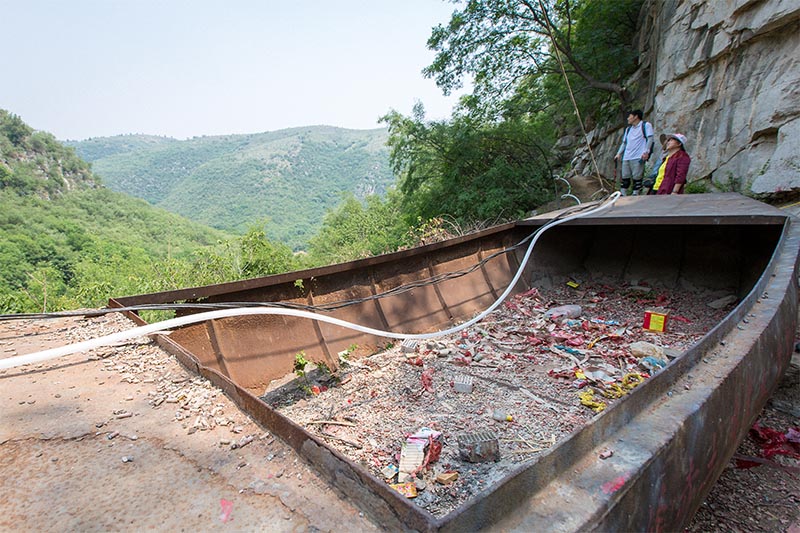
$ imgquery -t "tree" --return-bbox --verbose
[188,226,297,284]
[424,0,642,114]
[0,110,33,147]
[307,191,409,264]
[381,103,554,224]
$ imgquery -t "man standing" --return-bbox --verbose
[614,109,654,196]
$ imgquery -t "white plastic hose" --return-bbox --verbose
[0,193,619,370]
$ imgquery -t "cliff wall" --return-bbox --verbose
[570,0,800,198]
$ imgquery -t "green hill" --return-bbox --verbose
[69,127,394,250]
[62,133,179,161]
[0,109,233,312]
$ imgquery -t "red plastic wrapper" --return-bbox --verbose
[421,368,434,392]
[565,335,585,346]
[527,335,544,346]
[750,423,800,459]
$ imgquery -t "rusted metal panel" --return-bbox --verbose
[116,227,520,394]
[442,219,800,533]
[109,193,800,532]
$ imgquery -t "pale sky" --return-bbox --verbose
[1,1,467,141]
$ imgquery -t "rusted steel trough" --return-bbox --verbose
[110,193,800,532]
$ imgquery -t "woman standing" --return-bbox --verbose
[652,133,691,195]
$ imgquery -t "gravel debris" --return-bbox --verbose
[268,281,731,517]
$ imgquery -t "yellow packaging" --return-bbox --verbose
[643,308,669,332]
[390,482,418,498]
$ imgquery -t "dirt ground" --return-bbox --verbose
[685,353,800,533]
[0,314,378,532]
[1,307,798,532]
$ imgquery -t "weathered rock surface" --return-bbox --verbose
[570,0,800,199]
[652,0,800,195]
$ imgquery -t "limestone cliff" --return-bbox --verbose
[569,0,800,199]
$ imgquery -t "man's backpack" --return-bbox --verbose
[623,121,651,143]
[622,121,654,154]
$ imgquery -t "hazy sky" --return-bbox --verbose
[1,1,466,140]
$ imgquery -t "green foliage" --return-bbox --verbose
[0,111,313,314]
[294,351,309,376]
[189,226,296,283]
[0,184,310,313]
[360,0,644,243]
[381,108,554,225]
[293,351,312,393]
[1,109,100,196]
[402,215,478,246]
[684,180,710,194]
[0,110,33,146]
[338,344,358,362]
[69,127,394,250]
[571,1,642,85]
[307,190,410,265]
[65,134,178,161]
[0,187,231,311]
[424,0,642,118]
[564,0,643,121]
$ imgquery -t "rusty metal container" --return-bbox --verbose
[111,193,800,532]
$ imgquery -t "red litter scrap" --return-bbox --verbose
[421,368,434,392]
[749,424,800,459]
[565,336,585,347]
[219,498,233,523]
[654,294,670,306]
[548,369,575,380]
[516,288,540,299]
[404,428,443,474]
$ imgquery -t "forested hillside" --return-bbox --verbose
[66,134,178,161]
[0,110,303,314]
[69,127,393,250]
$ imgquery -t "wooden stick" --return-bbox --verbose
[517,386,563,412]
[509,447,547,454]
[307,420,356,427]
[320,430,362,449]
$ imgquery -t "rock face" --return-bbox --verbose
[652,0,800,196]
[572,0,800,198]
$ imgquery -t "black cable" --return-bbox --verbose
[0,201,599,323]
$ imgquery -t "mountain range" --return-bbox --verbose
[68,126,394,250]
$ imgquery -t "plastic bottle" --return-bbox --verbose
[492,410,513,422]
[544,304,582,320]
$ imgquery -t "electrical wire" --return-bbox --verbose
[0,198,603,322]
[0,193,619,371]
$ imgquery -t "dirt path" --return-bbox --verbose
[0,314,377,532]
[686,352,800,532]
[1,312,798,532]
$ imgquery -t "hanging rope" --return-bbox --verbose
[536,0,611,195]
